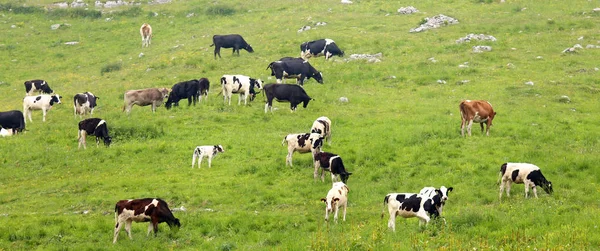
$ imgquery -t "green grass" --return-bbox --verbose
[1,0,599,249]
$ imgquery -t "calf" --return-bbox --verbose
[73,92,99,117]
[210,34,254,59]
[419,186,453,217]
[311,116,332,145]
[382,191,444,232]
[313,151,352,184]
[220,75,263,106]
[263,83,313,113]
[24,79,53,96]
[282,133,323,167]
[123,88,170,114]
[266,59,323,85]
[459,100,496,136]
[78,118,112,149]
[300,38,345,60]
[140,23,152,48]
[320,182,349,223]
[191,145,225,168]
[499,162,553,199]
[0,110,26,134]
[165,79,206,109]
[23,94,62,123]
[113,198,181,243]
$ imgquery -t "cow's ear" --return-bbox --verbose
[447,187,453,192]
[333,198,340,202]
[320,198,327,203]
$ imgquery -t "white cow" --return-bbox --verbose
[281,133,323,167]
[321,182,349,222]
[382,191,444,232]
[310,116,332,145]
[140,23,152,48]
[192,145,225,168]
[220,75,263,106]
[23,94,62,123]
[499,162,553,199]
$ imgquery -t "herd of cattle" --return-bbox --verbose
[0,26,555,243]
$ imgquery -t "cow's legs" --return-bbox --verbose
[387,210,397,231]
[532,185,539,198]
[467,120,474,136]
[313,161,320,180]
[113,219,124,243]
[207,155,213,168]
[78,130,86,149]
[125,220,133,239]
[333,206,339,223]
[505,182,512,197]
[151,102,157,112]
[42,109,47,122]
[486,120,492,136]
[460,118,466,136]
[191,153,197,168]
[198,154,204,168]
[286,152,293,167]
[214,47,221,59]
[499,180,505,199]
[147,222,154,236]
[342,204,347,221]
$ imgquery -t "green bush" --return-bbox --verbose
[47,8,102,19]
[100,62,122,75]
[0,4,43,14]
[206,5,236,16]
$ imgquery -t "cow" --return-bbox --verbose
[24,79,53,96]
[313,151,352,184]
[320,182,349,223]
[459,100,496,137]
[123,88,170,114]
[220,75,263,106]
[191,145,225,168]
[22,94,62,123]
[266,59,323,85]
[311,116,331,145]
[0,110,26,134]
[263,84,313,113]
[140,23,152,48]
[419,186,453,220]
[300,38,345,60]
[165,79,210,109]
[113,198,181,243]
[282,133,323,167]
[197,77,210,102]
[78,118,112,149]
[73,92,99,117]
[499,163,553,199]
[382,190,444,232]
[210,34,254,59]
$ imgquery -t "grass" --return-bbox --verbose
[0,0,600,250]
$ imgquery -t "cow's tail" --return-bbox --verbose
[209,43,214,47]
[498,163,507,185]
[459,101,466,119]
[381,195,391,218]
[281,136,288,146]
[266,62,274,70]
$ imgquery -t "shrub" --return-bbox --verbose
[100,62,122,75]
[206,5,236,16]
[0,4,43,14]
[47,8,102,19]
[111,6,142,17]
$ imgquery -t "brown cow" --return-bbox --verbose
[459,100,496,136]
[140,23,152,48]
[113,198,181,243]
[123,88,170,114]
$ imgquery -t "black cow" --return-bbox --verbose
[266,59,323,86]
[24,79,53,96]
[300,39,344,60]
[0,110,26,134]
[263,83,312,113]
[73,92,99,117]
[165,79,207,109]
[314,151,352,183]
[210,34,254,59]
[78,118,111,149]
[197,77,210,101]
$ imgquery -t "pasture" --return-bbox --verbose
[1,0,599,249]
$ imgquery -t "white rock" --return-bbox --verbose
[559,95,571,103]
[297,25,311,33]
[51,24,61,30]
[10,25,16,29]
[594,8,600,12]
[339,97,349,103]
[536,56,543,59]
[139,52,144,58]
[186,13,195,18]
[437,80,446,84]
[525,81,534,86]
[578,36,584,40]
[397,6,418,15]
[341,0,353,4]
[64,41,79,45]
[428,57,437,63]
[315,22,327,26]
[473,45,492,53]
[410,14,458,33]
[456,33,497,43]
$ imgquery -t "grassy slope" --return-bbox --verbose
[0,0,599,250]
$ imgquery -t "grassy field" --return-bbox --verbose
[1,0,599,250]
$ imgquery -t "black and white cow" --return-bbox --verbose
[78,118,111,149]
[266,59,323,85]
[210,34,254,59]
[382,190,444,232]
[197,77,210,102]
[321,182,349,223]
[24,79,54,96]
[73,92,99,117]
[282,133,323,167]
[22,94,62,123]
[220,75,263,105]
[165,79,208,109]
[313,151,352,184]
[300,38,344,60]
[499,162,553,199]
[263,83,313,113]
[191,145,225,168]
[419,186,453,217]
[0,110,26,134]
[113,198,181,243]
[311,116,332,145]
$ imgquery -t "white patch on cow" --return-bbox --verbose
[472,112,488,123]
[1,128,13,137]
[96,120,106,128]
[325,39,334,45]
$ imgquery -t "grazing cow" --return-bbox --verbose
[22,94,62,123]
[266,59,323,85]
[263,84,313,113]
[165,79,209,109]
[191,145,225,168]
[0,110,26,134]
[220,75,263,105]
[24,79,53,96]
[321,182,349,223]
[282,133,323,167]
[123,88,170,114]
[197,77,210,102]
[313,152,352,184]
[419,186,453,216]
[210,34,254,59]
[382,191,444,232]
[140,23,152,48]
[300,39,345,60]
[311,116,332,145]
[459,100,496,137]
[73,92,99,117]
[78,118,112,149]
[499,163,553,199]
[113,198,181,243]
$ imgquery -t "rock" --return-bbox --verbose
[456,33,497,43]
[64,41,79,45]
[186,13,195,18]
[428,57,437,63]
[559,95,570,103]
[578,36,584,40]
[339,97,349,103]
[525,81,534,86]
[297,25,311,33]
[51,24,61,30]
[139,52,144,58]
[410,14,458,33]
[397,6,418,14]
[456,80,470,85]
[315,22,327,26]
[536,56,543,59]
[345,53,382,63]
[473,45,492,53]
[341,0,353,4]
[10,25,16,29]
[594,8,600,12]
[506,63,515,68]
[70,0,87,8]
[437,80,447,84]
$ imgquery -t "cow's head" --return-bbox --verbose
[214,145,225,154]
[309,134,323,151]
[321,197,339,216]
[165,92,177,109]
[302,97,312,109]
[167,217,181,229]
[340,172,352,184]
[41,83,54,94]
[541,180,553,195]
[245,44,254,53]
[249,79,263,101]
[160,88,170,99]
[439,186,453,202]
[50,94,62,106]
[313,72,324,84]
[103,136,112,147]
[86,92,98,108]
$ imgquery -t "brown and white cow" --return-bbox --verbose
[113,198,181,243]
[321,182,349,223]
[459,100,496,137]
[123,88,170,114]
[140,23,152,48]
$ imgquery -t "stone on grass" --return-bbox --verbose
[473,45,492,53]
[410,14,458,33]
[559,95,571,103]
[339,97,349,103]
[456,33,497,43]
[397,6,418,15]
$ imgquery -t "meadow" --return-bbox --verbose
[0,0,599,250]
